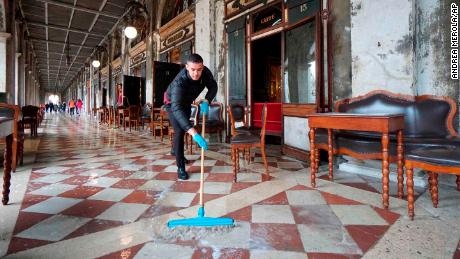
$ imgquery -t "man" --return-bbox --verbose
[164,53,217,180]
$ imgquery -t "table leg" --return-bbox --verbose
[397,130,404,198]
[12,132,17,173]
[2,134,12,205]
[381,133,390,209]
[309,128,316,188]
[406,161,414,220]
[328,129,333,180]
[456,175,460,191]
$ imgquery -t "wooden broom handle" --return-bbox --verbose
[199,113,206,207]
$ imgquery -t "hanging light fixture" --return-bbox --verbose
[123,1,149,39]
[91,46,107,68]
[91,60,101,68]
[124,26,137,39]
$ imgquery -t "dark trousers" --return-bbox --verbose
[168,108,191,169]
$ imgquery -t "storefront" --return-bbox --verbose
[224,0,332,158]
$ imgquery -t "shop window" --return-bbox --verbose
[284,20,316,104]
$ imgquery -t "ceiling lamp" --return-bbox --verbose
[124,26,137,39]
[91,45,108,68]
[91,60,101,68]
[123,1,149,39]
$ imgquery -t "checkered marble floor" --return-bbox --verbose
[2,113,459,259]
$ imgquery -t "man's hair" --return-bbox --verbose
[187,53,203,64]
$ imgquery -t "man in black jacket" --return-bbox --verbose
[164,53,218,180]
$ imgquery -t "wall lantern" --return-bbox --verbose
[123,1,149,39]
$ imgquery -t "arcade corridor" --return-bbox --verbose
[0,113,458,258]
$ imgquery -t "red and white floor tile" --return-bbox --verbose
[1,113,459,258]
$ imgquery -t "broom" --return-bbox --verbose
[167,111,234,228]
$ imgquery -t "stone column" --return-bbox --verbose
[415,0,460,129]
[194,0,225,103]
[145,33,153,105]
[0,32,10,95]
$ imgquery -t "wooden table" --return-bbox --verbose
[0,117,14,205]
[308,113,405,209]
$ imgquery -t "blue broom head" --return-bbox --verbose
[167,205,234,228]
[167,216,234,228]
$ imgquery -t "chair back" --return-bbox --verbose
[22,105,39,119]
[230,104,246,125]
[142,104,152,119]
[190,104,199,126]
[129,105,141,119]
[160,105,169,120]
[228,104,247,136]
[208,103,223,122]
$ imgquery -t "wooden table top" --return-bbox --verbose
[307,112,405,133]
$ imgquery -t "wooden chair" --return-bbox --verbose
[228,104,258,163]
[0,103,20,204]
[124,105,141,131]
[21,105,39,137]
[151,105,169,142]
[231,103,268,182]
[405,146,460,220]
[91,108,98,121]
[107,106,115,127]
[141,104,152,130]
[117,106,125,128]
[0,104,21,173]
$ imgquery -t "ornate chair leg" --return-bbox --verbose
[457,175,460,191]
[406,163,415,220]
[232,147,237,182]
[430,172,439,208]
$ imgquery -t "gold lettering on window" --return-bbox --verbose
[300,3,308,12]
[261,14,275,24]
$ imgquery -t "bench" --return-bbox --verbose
[313,90,459,197]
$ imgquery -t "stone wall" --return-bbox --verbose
[350,0,415,96]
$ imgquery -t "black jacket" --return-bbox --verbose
[165,66,218,131]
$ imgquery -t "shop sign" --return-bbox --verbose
[252,4,282,32]
[130,52,146,67]
[160,23,194,51]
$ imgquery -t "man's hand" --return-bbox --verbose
[192,133,208,150]
[200,100,209,115]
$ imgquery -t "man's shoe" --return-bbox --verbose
[177,168,189,180]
